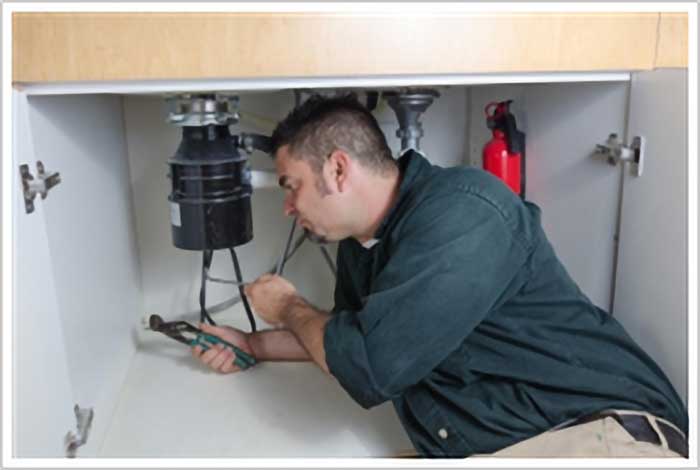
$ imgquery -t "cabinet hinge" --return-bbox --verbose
[19,161,61,214]
[594,133,645,177]
[64,404,94,458]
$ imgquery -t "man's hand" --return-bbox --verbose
[244,273,331,374]
[244,274,299,327]
[191,323,254,374]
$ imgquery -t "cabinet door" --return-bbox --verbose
[613,69,688,403]
[24,94,144,457]
[13,90,75,457]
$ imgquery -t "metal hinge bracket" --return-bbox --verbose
[64,404,94,458]
[594,133,645,177]
[20,161,61,214]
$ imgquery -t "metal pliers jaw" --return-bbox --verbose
[148,314,256,370]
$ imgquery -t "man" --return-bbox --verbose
[192,95,688,458]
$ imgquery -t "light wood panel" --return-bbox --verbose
[655,13,688,68]
[13,13,665,83]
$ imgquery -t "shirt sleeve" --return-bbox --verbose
[324,192,532,409]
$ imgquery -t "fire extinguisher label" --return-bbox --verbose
[170,202,181,227]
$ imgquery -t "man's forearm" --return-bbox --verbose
[249,329,310,362]
[283,297,332,374]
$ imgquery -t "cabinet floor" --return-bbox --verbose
[98,321,412,458]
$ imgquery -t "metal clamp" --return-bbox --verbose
[64,404,94,458]
[165,93,240,127]
[595,133,645,177]
[20,161,61,214]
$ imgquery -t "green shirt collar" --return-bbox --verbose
[373,150,431,240]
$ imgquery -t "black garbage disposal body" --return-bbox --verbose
[168,125,252,250]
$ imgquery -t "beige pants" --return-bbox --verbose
[473,411,685,458]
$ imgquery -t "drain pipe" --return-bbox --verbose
[382,89,440,152]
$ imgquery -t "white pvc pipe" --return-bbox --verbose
[250,170,278,189]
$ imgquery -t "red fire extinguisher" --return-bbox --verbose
[483,100,526,198]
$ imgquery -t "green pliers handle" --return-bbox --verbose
[191,333,257,370]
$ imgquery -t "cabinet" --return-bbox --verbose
[7,8,691,462]
[11,12,688,81]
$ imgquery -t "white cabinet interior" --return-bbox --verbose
[12,72,688,457]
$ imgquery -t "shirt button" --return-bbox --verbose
[438,428,448,440]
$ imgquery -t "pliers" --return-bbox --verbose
[149,314,256,370]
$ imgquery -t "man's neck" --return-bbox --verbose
[354,167,401,244]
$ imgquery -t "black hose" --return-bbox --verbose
[229,248,257,332]
[276,219,297,276]
[200,250,216,325]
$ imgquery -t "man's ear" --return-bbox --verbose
[327,149,351,192]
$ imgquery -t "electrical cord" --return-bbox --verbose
[319,245,337,277]
[276,218,297,275]
[229,247,257,333]
[282,232,308,270]
[178,231,310,325]
[204,231,308,286]
[174,233,307,323]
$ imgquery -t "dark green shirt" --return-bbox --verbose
[323,151,687,457]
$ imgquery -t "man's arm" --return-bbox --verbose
[244,274,332,374]
[281,297,331,373]
[192,322,310,374]
[249,327,311,362]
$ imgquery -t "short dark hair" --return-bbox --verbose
[271,94,395,175]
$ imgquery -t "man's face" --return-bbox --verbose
[275,145,341,244]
